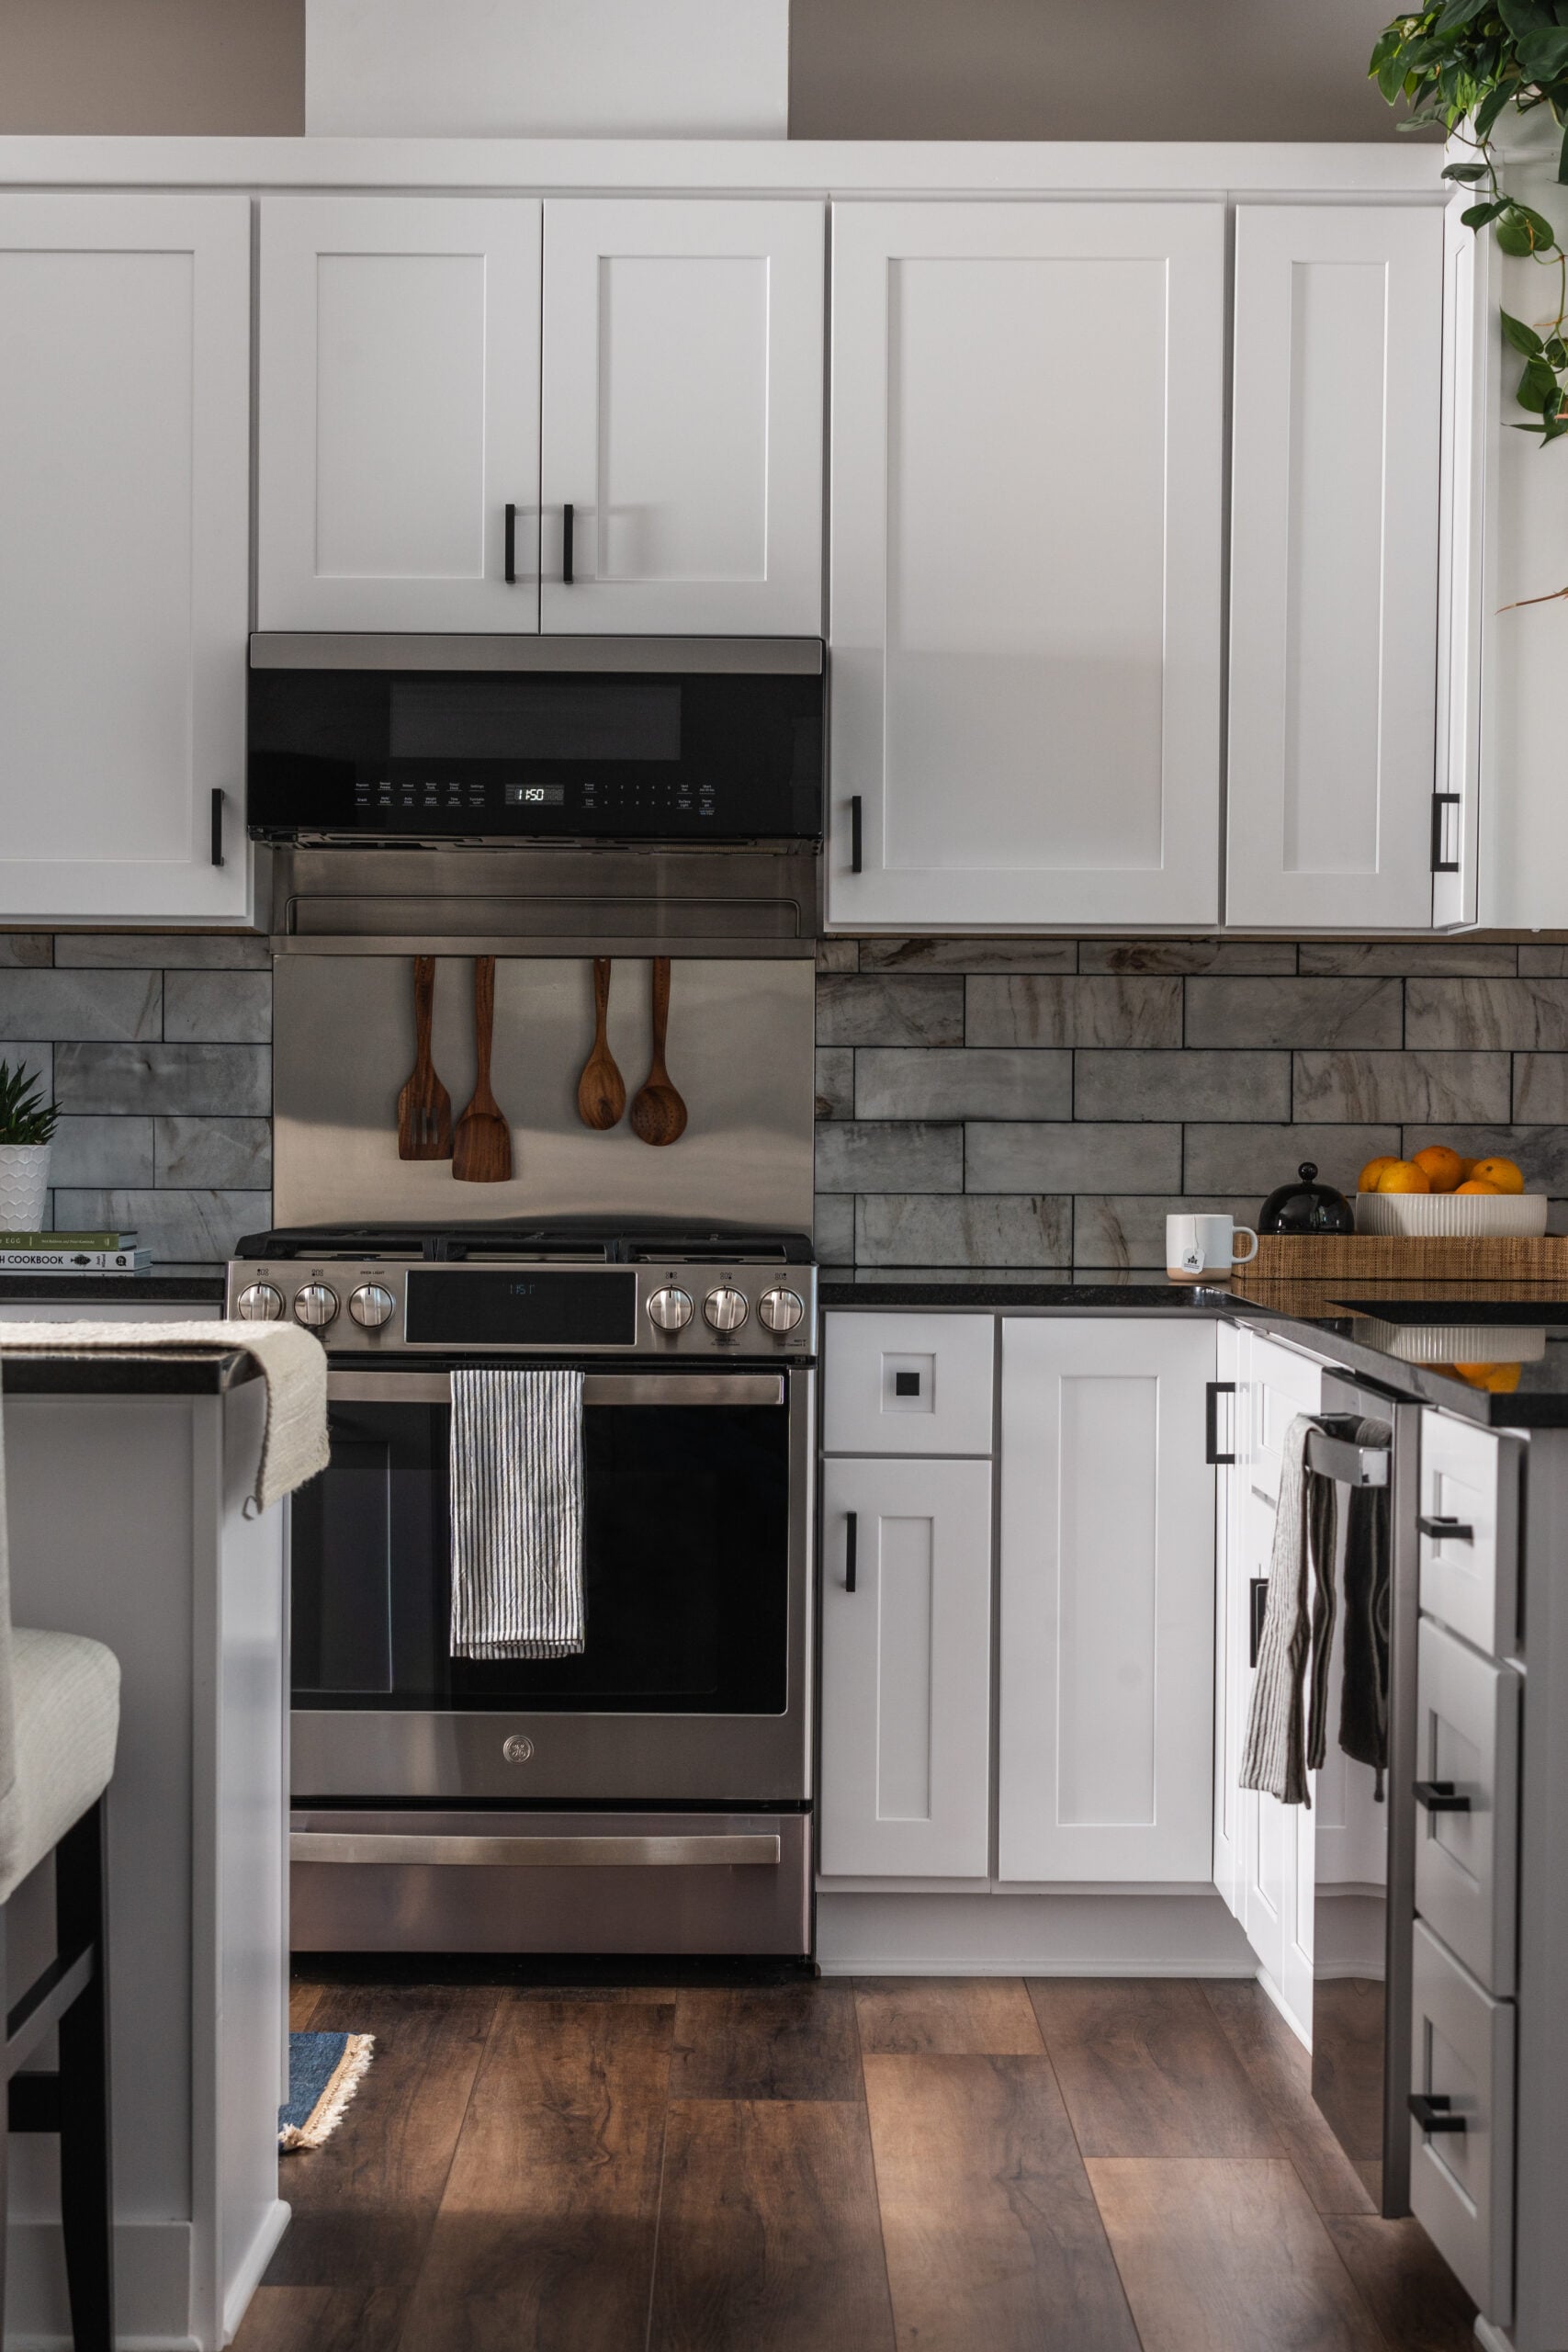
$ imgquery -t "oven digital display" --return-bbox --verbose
[404,1270,638,1347]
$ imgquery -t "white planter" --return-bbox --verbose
[0,1145,51,1233]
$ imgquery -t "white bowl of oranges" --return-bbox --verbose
[1355,1147,1547,1237]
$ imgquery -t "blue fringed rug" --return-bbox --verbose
[279,2030,375,2151]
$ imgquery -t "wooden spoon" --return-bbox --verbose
[396,956,452,1160]
[576,957,626,1130]
[629,957,688,1147]
[452,956,513,1182]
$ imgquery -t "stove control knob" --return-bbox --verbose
[293,1282,339,1330]
[647,1285,694,1333]
[704,1284,750,1335]
[235,1282,284,1323]
[349,1283,396,1329]
[758,1287,805,1337]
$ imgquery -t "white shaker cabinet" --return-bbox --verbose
[0,195,251,924]
[998,1317,1217,1883]
[540,199,823,634]
[1227,205,1446,929]
[258,197,544,631]
[828,200,1225,931]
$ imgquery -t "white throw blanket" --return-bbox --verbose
[449,1368,585,1660]
[0,1319,328,1512]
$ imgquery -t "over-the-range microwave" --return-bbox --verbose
[246,634,824,846]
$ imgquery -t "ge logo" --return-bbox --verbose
[502,1734,535,1764]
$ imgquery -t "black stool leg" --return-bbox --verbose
[55,1800,113,2352]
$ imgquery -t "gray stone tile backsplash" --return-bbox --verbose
[4,929,1565,1273]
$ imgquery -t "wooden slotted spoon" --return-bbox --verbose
[576,957,626,1130]
[453,956,513,1182]
[629,957,688,1147]
[396,956,452,1160]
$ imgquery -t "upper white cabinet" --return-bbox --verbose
[259,196,544,632]
[998,1317,1218,1883]
[1227,205,1445,929]
[0,195,251,924]
[540,199,823,634]
[828,200,1225,931]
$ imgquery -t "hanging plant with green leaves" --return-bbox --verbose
[0,1060,59,1149]
[1371,3,1568,442]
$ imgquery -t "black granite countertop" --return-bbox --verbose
[0,1272,226,1305]
[0,1348,260,1396]
[818,1281,1213,1310]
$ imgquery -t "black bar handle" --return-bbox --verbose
[1415,1780,1472,1814]
[850,794,863,874]
[1418,1515,1475,1543]
[1205,1379,1236,1466]
[562,502,574,585]
[209,788,225,868]
[845,1511,858,1594]
[1431,791,1461,875]
[504,502,516,585]
[1249,1576,1269,1669]
[1409,2092,1467,2135]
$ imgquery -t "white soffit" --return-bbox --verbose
[306,0,790,139]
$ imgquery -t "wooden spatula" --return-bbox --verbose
[577,957,626,1130]
[396,956,452,1160]
[453,956,513,1182]
[629,957,688,1147]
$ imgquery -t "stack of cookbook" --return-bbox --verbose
[0,1230,149,1272]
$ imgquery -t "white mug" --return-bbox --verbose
[1167,1213,1259,1283]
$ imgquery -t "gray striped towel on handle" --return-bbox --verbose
[1240,1411,1337,1807]
[449,1369,585,1659]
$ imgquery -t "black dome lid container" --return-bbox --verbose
[1258,1162,1356,1236]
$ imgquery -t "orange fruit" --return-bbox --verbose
[1454,1362,1522,1393]
[1376,1160,1431,1193]
[1470,1155,1525,1194]
[1413,1145,1466,1193]
[1455,1177,1501,1195]
[1358,1156,1398,1193]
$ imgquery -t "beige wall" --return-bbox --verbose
[0,0,1404,140]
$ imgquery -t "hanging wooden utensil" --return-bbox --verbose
[576,956,626,1131]
[396,956,452,1160]
[452,956,513,1182]
[629,956,688,1147]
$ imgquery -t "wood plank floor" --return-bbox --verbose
[235,1974,1478,2352]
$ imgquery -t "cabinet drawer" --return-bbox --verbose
[823,1313,994,1456]
[1409,1919,1515,2323]
[1415,1617,1519,1995]
[1247,1334,1325,1504]
[1419,1413,1519,1657]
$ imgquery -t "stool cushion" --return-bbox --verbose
[0,1630,119,1905]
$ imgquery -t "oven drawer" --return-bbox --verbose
[1418,1413,1520,1658]
[1409,1918,1516,2324]
[823,1312,994,1455]
[1415,1616,1519,1996]
[289,1808,812,1954]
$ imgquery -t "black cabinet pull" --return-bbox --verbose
[1431,791,1461,875]
[1414,1780,1472,1814]
[1409,2092,1466,2134]
[504,502,517,584]
[1418,1515,1475,1543]
[209,788,225,868]
[845,1511,857,1594]
[562,503,574,585]
[850,794,863,874]
[1205,1379,1236,1465]
[1249,1576,1269,1668]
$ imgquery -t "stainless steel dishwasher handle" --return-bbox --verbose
[327,1371,784,1407]
[290,1830,782,1869]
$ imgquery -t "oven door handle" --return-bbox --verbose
[326,1372,785,1407]
[290,1830,783,1868]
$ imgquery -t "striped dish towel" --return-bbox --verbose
[1240,1412,1337,1807]
[449,1369,585,1659]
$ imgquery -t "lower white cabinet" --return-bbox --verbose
[818,1454,993,1879]
[1410,1917,1516,2322]
[998,1317,1217,1883]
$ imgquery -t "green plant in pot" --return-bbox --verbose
[0,1059,61,1234]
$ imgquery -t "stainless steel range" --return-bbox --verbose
[227,1221,817,1957]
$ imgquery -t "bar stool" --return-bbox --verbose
[0,1586,120,2346]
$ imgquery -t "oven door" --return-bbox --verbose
[288,1366,813,1804]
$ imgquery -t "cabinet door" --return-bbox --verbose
[998,1317,1217,1883]
[1227,206,1444,929]
[1213,1320,1246,1918]
[0,195,250,924]
[540,200,823,634]
[829,200,1224,931]
[258,197,542,631]
[818,1456,992,1878]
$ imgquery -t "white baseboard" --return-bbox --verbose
[816,1889,1258,1976]
[1473,2318,1514,2351]
[1255,1963,1312,2050]
[224,2198,292,2342]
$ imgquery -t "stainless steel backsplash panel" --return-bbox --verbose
[273,953,816,1234]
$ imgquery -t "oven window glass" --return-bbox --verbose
[289,1396,791,1713]
[389,678,682,763]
